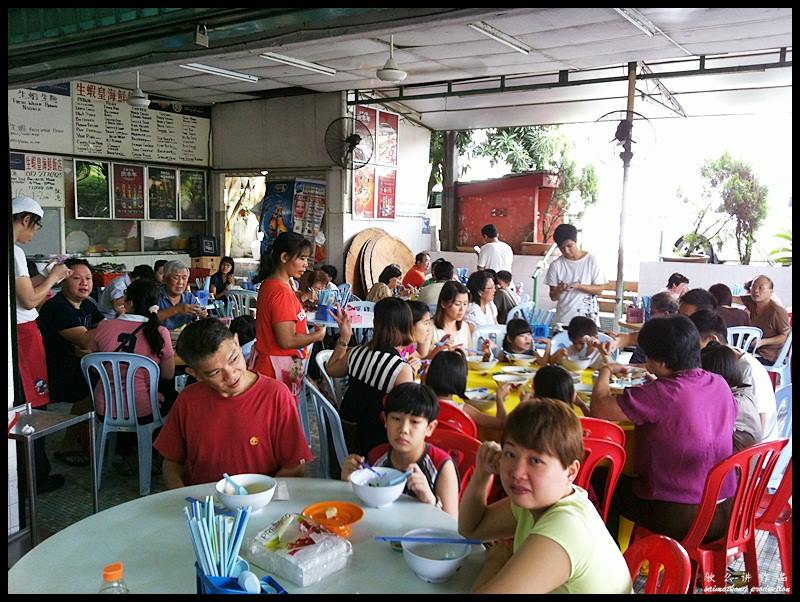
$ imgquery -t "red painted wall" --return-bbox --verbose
[455,172,559,252]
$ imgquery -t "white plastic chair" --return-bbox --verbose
[471,324,507,354]
[226,290,258,318]
[765,331,792,387]
[727,326,763,353]
[304,380,349,479]
[506,302,537,324]
[768,384,792,491]
[314,349,349,405]
[80,352,164,496]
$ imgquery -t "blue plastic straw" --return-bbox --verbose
[374,535,483,545]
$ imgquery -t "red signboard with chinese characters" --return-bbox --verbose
[376,166,397,219]
[113,163,145,219]
[353,106,399,220]
[353,165,376,219]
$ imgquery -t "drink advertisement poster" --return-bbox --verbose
[353,165,376,220]
[147,167,177,220]
[112,163,145,219]
[259,179,296,255]
[376,166,396,219]
[292,179,326,242]
[74,159,111,219]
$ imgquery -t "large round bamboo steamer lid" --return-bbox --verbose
[345,227,387,297]
[369,235,414,290]
[360,237,380,295]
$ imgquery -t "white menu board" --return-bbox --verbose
[71,81,210,166]
[8,85,74,155]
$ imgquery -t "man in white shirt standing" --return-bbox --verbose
[545,223,606,325]
[476,224,513,273]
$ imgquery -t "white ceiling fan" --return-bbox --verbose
[127,71,151,108]
[376,35,407,82]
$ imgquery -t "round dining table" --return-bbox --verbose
[8,478,484,594]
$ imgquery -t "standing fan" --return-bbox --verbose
[324,117,374,169]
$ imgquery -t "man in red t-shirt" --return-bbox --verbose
[402,252,430,289]
[155,319,313,488]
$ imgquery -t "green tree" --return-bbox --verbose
[427,130,474,200]
[769,228,792,266]
[472,126,598,242]
[702,152,769,265]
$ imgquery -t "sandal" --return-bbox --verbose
[54,450,90,467]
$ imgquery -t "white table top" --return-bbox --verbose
[8,478,483,594]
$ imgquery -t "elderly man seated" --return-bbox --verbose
[157,260,207,331]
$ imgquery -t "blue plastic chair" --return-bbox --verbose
[726,326,763,353]
[80,352,164,496]
[304,380,349,479]
[765,331,792,387]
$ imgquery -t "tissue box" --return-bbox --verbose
[246,513,352,587]
[345,308,363,324]
[625,306,644,324]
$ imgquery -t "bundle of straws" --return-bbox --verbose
[184,496,251,578]
[525,307,554,327]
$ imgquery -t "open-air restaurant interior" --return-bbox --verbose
[8,8,792,594]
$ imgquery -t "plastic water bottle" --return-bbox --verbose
[99,562,129,594]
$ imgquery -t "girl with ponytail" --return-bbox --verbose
[253,232,326,391]
[89,278,175,419]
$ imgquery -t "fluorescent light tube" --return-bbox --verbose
[179,63,259,82]
[467,21,530,55]
[260,52,336,76]
[614,8,658,37]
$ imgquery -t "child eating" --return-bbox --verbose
[341,382,459,518]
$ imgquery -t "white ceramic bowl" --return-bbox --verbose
[507,353,536,367]
[215,474,277,512]
[463,388,496,411]
[492,373,528,387]
[350,467,406,508]
[500,366,536,380]
[402,528,471,583]
[561,356,594,372]
[466,355,498,371]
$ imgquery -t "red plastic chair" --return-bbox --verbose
[676,439,789,593]
[755,458,792,594]
[427,429,481,503]
[574,437,626,522]
[624,534,692,594]
[437,402,478,438]
[579,416,626,446]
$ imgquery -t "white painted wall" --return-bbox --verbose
[638,262,793,308]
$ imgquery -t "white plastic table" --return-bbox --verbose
[8,477,484,594]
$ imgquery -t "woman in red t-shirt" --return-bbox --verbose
[253,232,326,394]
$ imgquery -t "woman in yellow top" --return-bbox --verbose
[459,399,631,594]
